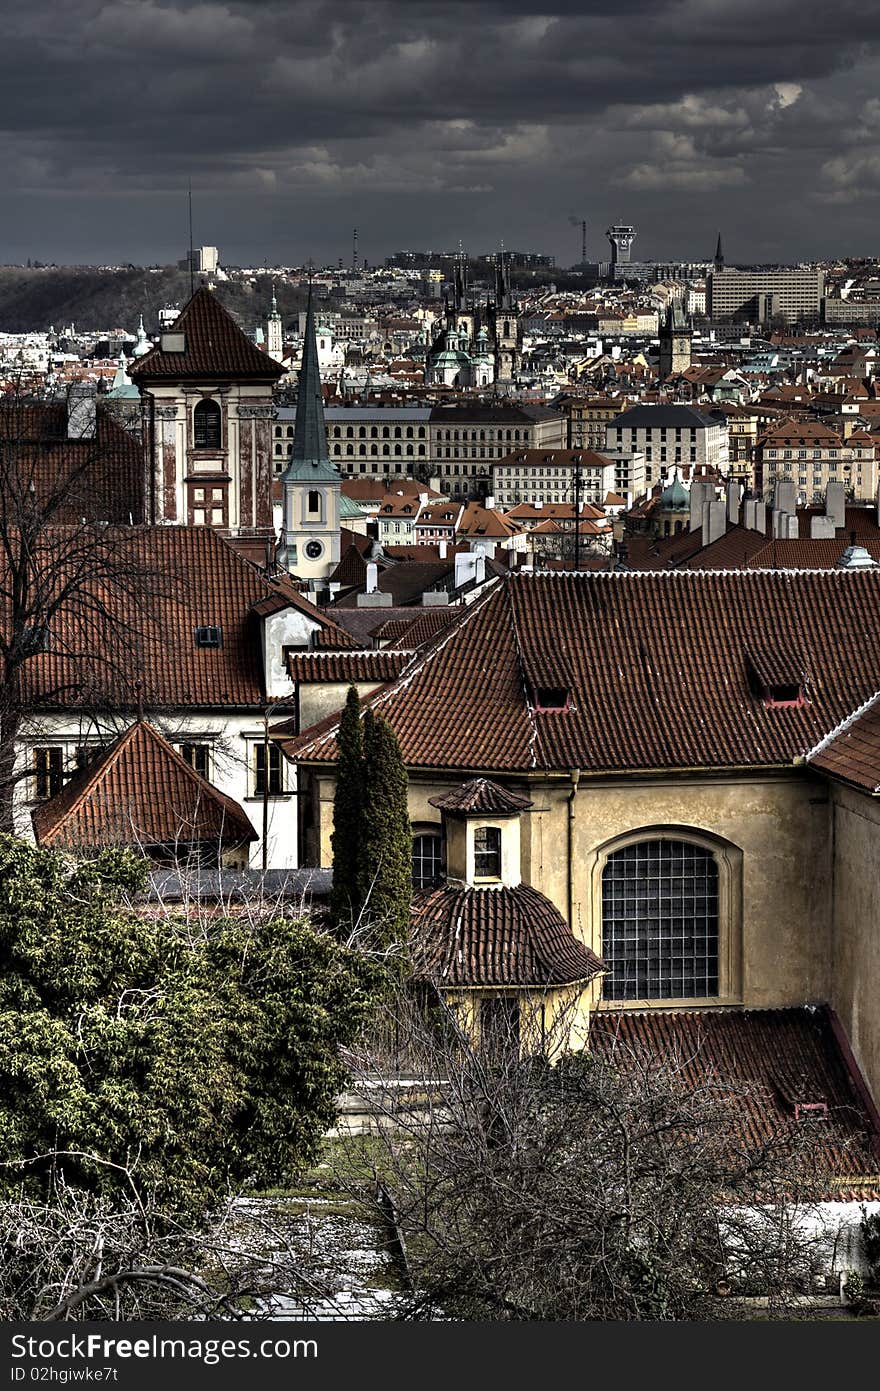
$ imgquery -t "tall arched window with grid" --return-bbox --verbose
[601,839,719,1000]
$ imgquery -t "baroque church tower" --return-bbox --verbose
[131,286,284,562]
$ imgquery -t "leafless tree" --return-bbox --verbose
[0,380,185,832]
[334,985,847,1321]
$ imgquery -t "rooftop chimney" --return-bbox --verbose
[365,561,378,593]
[66,383,97,440]
[825,480,846,531]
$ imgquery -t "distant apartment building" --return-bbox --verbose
[606,404,729,487]
[822,297,880,327]
[274,405,431,478]
[492,448,617,507]
[564,396,628,450]
[429,403,566,498]
[754,419,878,502]
[706,268,824,324]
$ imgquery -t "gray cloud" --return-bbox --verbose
[0,1,878,264]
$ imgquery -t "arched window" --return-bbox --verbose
[307,490,321,515]
[346,426,354,438]
[371,444,378,456]
[412,831,444,889]
[406,427,413,439]
[418,427,425,439]
[382,444,390,456]
[382,426,390,438]
[346,444,354,456]
[359,426,366,438]
[332,426,341,438]
[359,444,366,456]
[193,399,221,448]
[601,839,719,1000]
[371,426,379,438]
[394,426,402,438]
[287,426,294,438]
[474,826,502,878]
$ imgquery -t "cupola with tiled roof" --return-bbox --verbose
[411,882,604,990]
[429,778,533,816]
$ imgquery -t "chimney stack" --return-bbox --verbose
[825,480,846,531]
[726,479,742,526]
[689,478,707,532]
[701,499,726,547]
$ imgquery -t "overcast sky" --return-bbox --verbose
[3,0,880,268]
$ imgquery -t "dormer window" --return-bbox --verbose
[194,625,222,649]
[746,647,809,709]
[534,686,571,713]
[474,826,502,878]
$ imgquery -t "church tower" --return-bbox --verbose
[131,286,284,562]
[658,298,693,381]
[713,231,725,274]
[490,249,518,382]
[267,287,284,362]
[276,289,341,581]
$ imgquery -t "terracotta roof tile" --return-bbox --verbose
[429,778,533,815]
[287,650,410,683]
[0,400,144,524]
[32,719,256,850]
[15,527,343,712]
[807,694,880,792]
[288,570,880,775]
[590,1006,880,1193]
[411,883,606,988]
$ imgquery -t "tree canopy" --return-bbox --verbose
[0,835,381,1214]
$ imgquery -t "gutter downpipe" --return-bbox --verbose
[567,768,581,930]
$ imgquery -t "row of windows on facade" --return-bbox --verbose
[31,742,287,802]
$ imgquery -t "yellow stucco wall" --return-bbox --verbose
[308,766,832,1011]
[828,783,880,1105]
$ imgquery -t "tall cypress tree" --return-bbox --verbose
[359,709,412,954]
[330,685,365,931]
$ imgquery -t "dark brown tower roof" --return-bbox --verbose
[411,882,604,988]
[429,778,533,816]
[131,286,285,382]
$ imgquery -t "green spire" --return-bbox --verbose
[281,286,339,483]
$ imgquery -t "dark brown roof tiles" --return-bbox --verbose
[429,778,533,815]
[411,882,605,988]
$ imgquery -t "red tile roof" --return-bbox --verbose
[16,527,341,712]
[287,650,410,683]
[130,287,285,382]
[411,883,606,988]
[808,694,880,793]
[288,570,880,775]
[0,400,144,524]
[372,609,460,649]
[590,1006,880,1193]
[429,778,533,815]
[32,719,256,851]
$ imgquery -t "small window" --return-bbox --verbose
[179,743,210,779]
[307,489,321,515]
[412,832,444,889]
[194,625,222,648]
[33,747,63,800]
[474,825,502,878]
[193,399,221,449]
[254,742,283,796]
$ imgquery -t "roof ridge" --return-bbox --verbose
[804,688,880,762]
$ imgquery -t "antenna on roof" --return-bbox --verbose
[188,181,194,298]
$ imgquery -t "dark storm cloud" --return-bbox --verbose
[1,0,879,263]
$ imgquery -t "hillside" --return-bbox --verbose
[0,267,310,336]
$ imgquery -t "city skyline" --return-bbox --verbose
[1,1,879,267]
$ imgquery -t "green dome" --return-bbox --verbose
[659,470,689,511]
